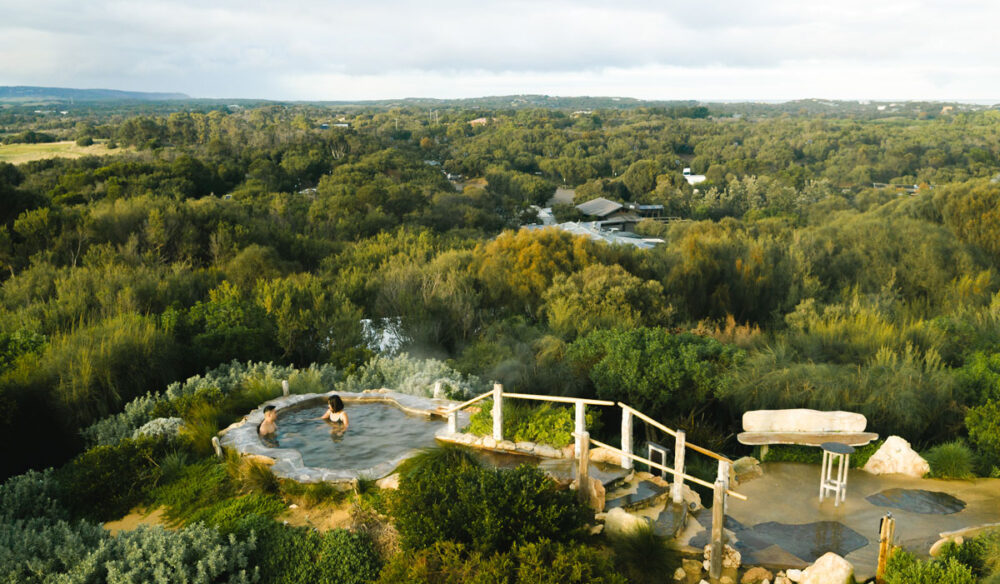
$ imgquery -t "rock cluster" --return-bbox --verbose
[781,553,853,584]
[733,456,763,484]
[703,543,742,571]
[862,436,929,478]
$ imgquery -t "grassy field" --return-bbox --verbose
[0,140,124,164]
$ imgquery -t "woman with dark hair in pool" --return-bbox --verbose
[319,394,349,429]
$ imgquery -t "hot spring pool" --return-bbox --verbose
[272,402,444,471]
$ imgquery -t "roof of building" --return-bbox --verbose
[523,222,657,249]
[576,197,623,217]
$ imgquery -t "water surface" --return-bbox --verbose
[273,402,442,470]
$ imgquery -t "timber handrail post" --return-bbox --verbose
[875,513,896,583]
[620,408,633,470]
[717,459,731,507]
[574,401,586,457]
[709,479,726,580]
[492,383,503,442]
[447,411,458,434]
[672,430,686,505]
[577,431,591,506]
[282,380,289,396]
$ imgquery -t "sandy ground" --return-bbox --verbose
[278,502,354,531]
[103,506,170,535]
[547,187,576,207]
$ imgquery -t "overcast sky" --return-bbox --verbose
[1,0,997,101]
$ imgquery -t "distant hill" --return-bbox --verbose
[0,86,189,102]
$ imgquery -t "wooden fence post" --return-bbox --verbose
[574,401,586,458]
[620,408,633,470]
[875,513,896,583]
[447,411,458,434]
[492,383,503,442]
[433,381,442,399]
[709,479,726,580]
[282,380,289,396]
[577,431,591,506]
[717,459,731,507]
[672,430,686,504]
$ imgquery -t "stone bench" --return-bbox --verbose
[737,409,878,456]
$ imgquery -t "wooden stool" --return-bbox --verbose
[820,441,854,506]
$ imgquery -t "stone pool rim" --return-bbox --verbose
[217,389,469,484]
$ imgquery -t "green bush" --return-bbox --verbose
[151,459,236,525]
[925,440,977,479]
[232,515,381,584]
[761,440,884,468]
[391,447,589,553]
[967,399,1000,469]
[939,529,1000,579]
[0,468,66,523]
[55,436,165,521]
[64,524,258,584]
[884,548,976,584]
[608,522,682,584]
[0,516,108,583]
[338,352,482,398]
[466,399,596,446]
[375,540,627,584]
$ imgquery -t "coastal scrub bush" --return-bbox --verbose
[967,399,1000,471]
[55,436,165,521]
[938,528,1000,578]
[132,416,184,440]
[391,448,588,553]
[64,523,258,584]
[925,440,977,479]
[339,352,482,398]
[608,523,682,584]
[884,548,975,584]
[0,516,109,583]
[466,399,595,447]
[0,468,66,523]
[151,459,235,525]
[232,516,381,584]
[375,540,627,584]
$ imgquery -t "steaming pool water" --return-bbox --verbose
[272,402,444,471]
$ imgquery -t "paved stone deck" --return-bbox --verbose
[687,462,1000,580]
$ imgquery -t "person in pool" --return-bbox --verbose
[319,394,349,429]
[258,405,278,437]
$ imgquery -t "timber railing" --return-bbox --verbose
[440,383,743,506]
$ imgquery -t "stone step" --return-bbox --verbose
[538,458,631,490]
[605,479,670,512]
[653,501,690,539]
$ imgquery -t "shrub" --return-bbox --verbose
[55,436,164,521]
[391,448,589,553]
[375,540,627,584]
[280,479,346,509]
[232,516,381,584]
[967,399,1000,469]
[0,517,108,583]
[64,524,258,584]
[187,494,286,535]
[339,352,482,398]
[151,460,235,525]
[0,468,66,523]
[466,399,596,446]
[925,441,977,479]
[133,416,184,440]
[761,440,884,468]
[884,548,975,584]
[81,391,165,447]
[938,529,1000,579]
[608,522,682,584]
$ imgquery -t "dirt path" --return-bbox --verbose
[103,506,170,535]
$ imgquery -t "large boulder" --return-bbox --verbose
[590,446,625,465]
[733,456,763,484]
[800,553,853,584]
[863,436,929,478]
[602,507,649,536]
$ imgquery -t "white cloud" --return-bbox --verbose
[0,0,997,100]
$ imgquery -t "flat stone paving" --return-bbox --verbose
[692,462,1000,580]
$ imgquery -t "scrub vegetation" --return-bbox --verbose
[2,98,1000,581]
